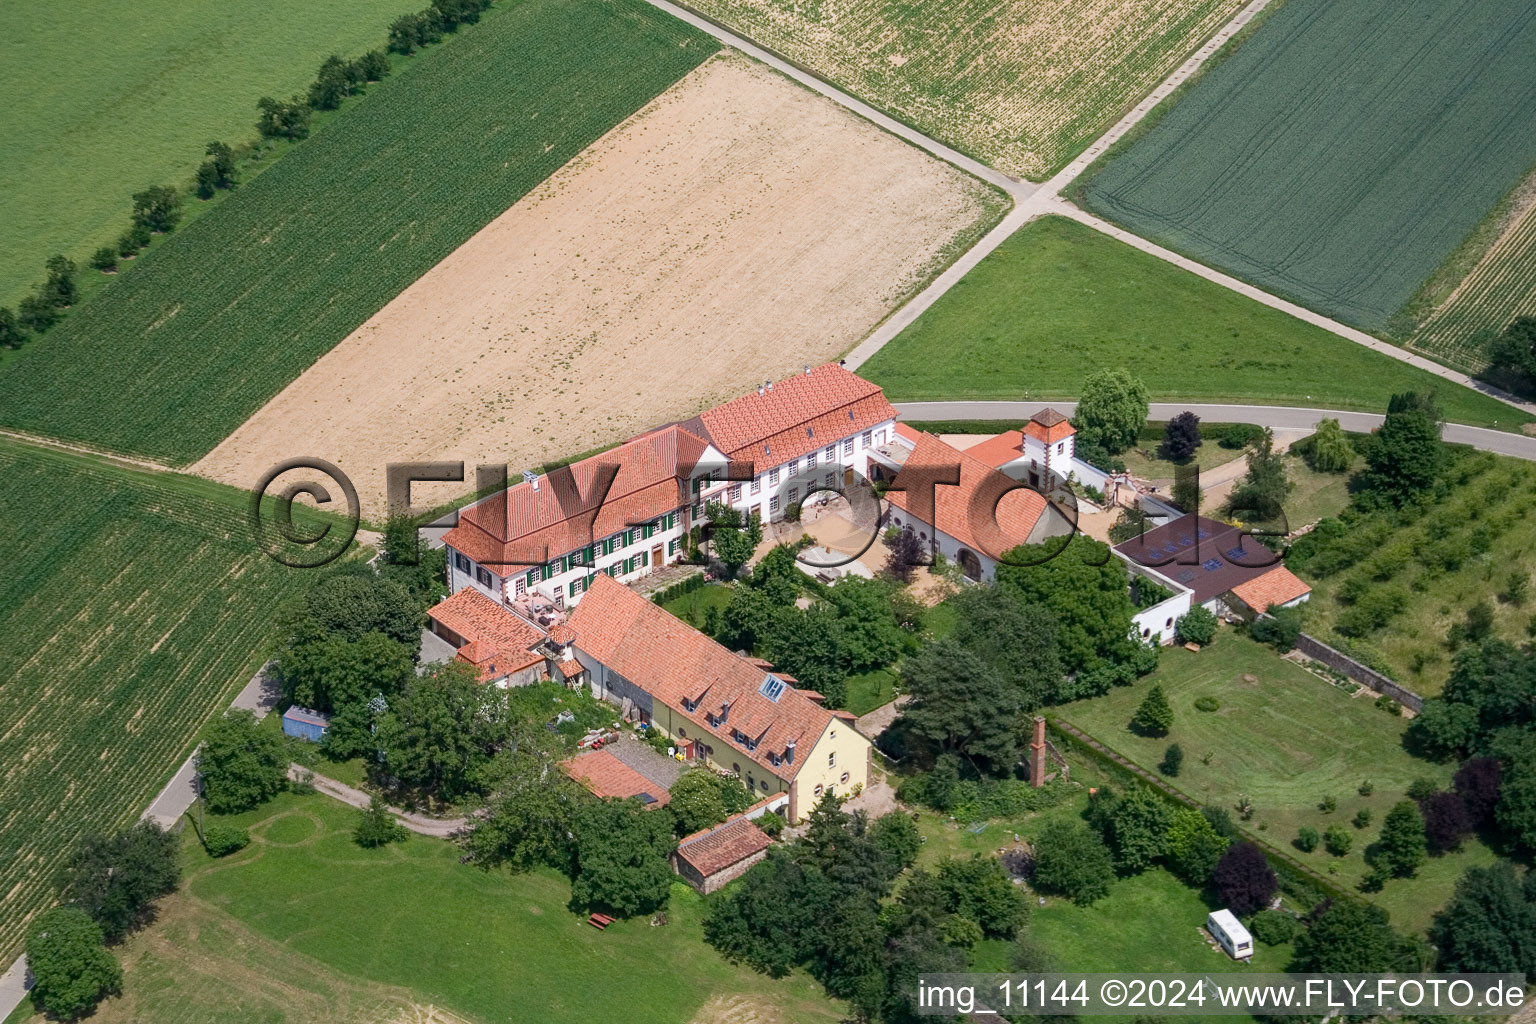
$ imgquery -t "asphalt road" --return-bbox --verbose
[896,401,1536,462]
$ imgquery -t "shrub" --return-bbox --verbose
[1353,808,1372,830]
[1032,819,1114,905]
[755,811,785,838]
[784,501,801,522]
[1319,794,1337,814]
[355,795,409,847]
[1194,695,1220,712]
[130,185,182,233]
[117,224,151,256]
[1376,695,1401,716]
[1175,606,1217,646]
[1295,827,1319,852]
[1250,909,1299,946]
[1219,423,1266,449]
[1249,606,1303,652]
[1358,780,1374,797]
[89,247,118,272]
[1323,825,1352,856]
[202,823,249,857]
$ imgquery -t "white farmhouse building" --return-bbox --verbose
[440,363,898,619]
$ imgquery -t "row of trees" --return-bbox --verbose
[387,0,494,54]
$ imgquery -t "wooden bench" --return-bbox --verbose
[587,913,614,930]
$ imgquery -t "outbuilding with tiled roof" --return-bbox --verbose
[427,587,548,686]
[670,817,773,893]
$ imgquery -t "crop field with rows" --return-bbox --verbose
[1411,190,1536,368]
[0,0,713,466]
[0,438,316,960]
[683,0,1245,179]
[1082,0,1536,331]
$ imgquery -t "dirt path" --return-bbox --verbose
[290,765,472,838]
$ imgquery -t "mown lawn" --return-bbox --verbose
[662,582,736,630]
[0,0,715,464]
[0,0,425,307]
[1057,635,1487,932]
[844,667,899,717]
[1277,451,1356,532]
[858,216,1528,430]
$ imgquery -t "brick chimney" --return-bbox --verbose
[1030,716,1047,788]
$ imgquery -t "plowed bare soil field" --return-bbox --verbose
[193,55,1004,515]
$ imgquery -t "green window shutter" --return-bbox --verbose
[525,571,537,589]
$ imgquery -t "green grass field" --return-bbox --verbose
[0,437,325,960]
[18,793,840,1024]
[1057,636,1487,931]
[0,0,424,308]
[0,0,714,465]
[662,583,736,630]
[858,216,1529,429]
[1081,0,1536,331]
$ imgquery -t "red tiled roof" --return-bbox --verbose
[962,429,1026,469]
[885,430,1054,561]
[441,425,709,574]
[565,574,840,783]
[563,748,670,807]
[557,658,585,680]
[675,817,771,876]
[1230,565,1312,612]
[428,588,546,682]
[548,623,576,645]
[688,364,896,469]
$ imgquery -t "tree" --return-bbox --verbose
[667,767,730,836]
[117,223,151,256]
[466,749,583,872]
[1295,826,1319,853]
[1094,786,1173,872]
[354,795,409,847]
[256,95,311,141]
[0,307,24,348]
[1160,743,1184,776]
[1250,909,1300,946]
[1131,683,1174,736]
[706,502,762,580]
[996,535,1141,690]
[17,294,59,333]
[1075,369,1149,455]
[387,11,442,53]
[570,798,675,917]
[824,576,905,673]
[130,185,182,233]
[1323,825,1352,856]
[279,630,413,714]
[42,254,78,308]
[89,246,118,272]
[1213,842,1277,915]
[937,855,1030,938]
[198,709,287,813]
[1175,606,1217,645]
[1032,819,1114,905]
[1371,800,1427,877]
[899,638,1022,773]
[205,141,237,187]
[1454,756,1502,825]
[1421,791,1474,854]
[1166,807,1228,883]
[924,584,1060,711]
[1486,316,1536,389]
[1227,428,1290,523]
[869,811,922,873]
[26,908,121,1021]
[1356,391,1447,507]
[54,822,179,942]
[1162,411,1201,462]
[308,55,354,110]
[372,662,508,802]
[353,49,392,82]
[704,853,833,975]
[883,526,925,583]
[195,161,219,199]
[1292,900,1413,973]
[1249,606,1303,652]
[288,572,423,652]
[1428,862,1536,974]
[1307,418,1354,472]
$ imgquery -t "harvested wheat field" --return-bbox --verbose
[194,55,1003,515]
[684,0,1247,179]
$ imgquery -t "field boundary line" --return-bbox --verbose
[0,428,178,475]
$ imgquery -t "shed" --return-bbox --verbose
[670,817,772,894]
[1207,908,1253,961]
[281,706,331,743]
